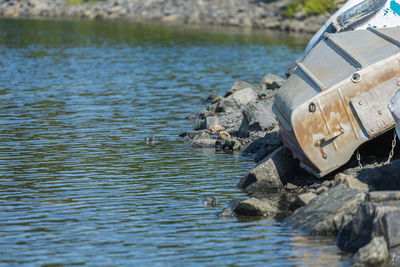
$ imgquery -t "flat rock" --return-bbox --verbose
[232,197,278,217]
[285,184,366,236]
[237,146,297,196]
[353,236,389,267]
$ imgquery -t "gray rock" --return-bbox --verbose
[369,191,400,203]
[353,236,389,267]
[232,197,278,217]
[217,110,244,131]
[219,209,235,218]
[237,146,297,196]
[337,201,400,252]
[199,116,221,130]
[217,87,258,114]
[225,80,256,97]
[334,173,369,192]
[379,210,400,250]
[259,73,285,91]
[190,138,216,148]
[286,185,366,236]
[190,132,216,148]
[238,100,276,137]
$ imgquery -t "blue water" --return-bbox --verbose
[0,18,350,266]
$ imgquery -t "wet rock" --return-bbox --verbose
[337,201,400,252]
[219,209,236,218]
[217,139,241,153]
[185,114,197,120]
[353,236,389,267]
[179,130,210,139]
[296,192,317,206]
[232,197,278,217]
[217,87,258,114]
[203,196,217,207]
[286,184,366,236]
[224,80,256,97]
[191,138,216,148]
[190,133,216,149]
[144,136,165,144]
[238,99,276,137]
[258,73,285,91]
[334,173,369,192]
[238,146,297,196]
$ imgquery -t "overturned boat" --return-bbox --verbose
[273,26,400,177]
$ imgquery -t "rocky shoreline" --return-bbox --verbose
[0,0,330,33]
[182,74,400,266]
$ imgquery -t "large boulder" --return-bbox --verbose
[353,236,389,267]
[217,88,258,114]
[238,99,276,137]
[232,197,279,217]
[285,184,366,236]
[237,146,297,196]
[337,200,400,252]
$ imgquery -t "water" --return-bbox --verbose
[0,18,350,266]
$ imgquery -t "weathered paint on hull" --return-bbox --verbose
[273,27,400,177]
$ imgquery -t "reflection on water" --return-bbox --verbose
[0,18,350,265]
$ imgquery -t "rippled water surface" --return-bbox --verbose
[0,18,350,266]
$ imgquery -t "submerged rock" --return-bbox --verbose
[232,197,278,217]
[219,209,236,218]
[238,146,297,196]
[353,236,389,267]
[286,184,366,236]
